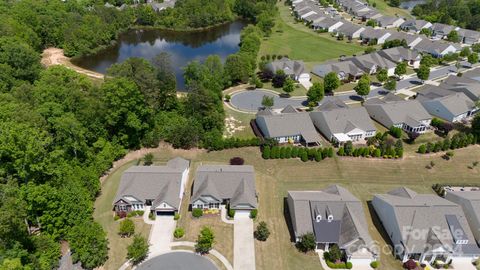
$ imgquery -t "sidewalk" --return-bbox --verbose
[233,216,256,270]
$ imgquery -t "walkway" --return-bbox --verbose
[148,216,176,258]
[233,216,255,270]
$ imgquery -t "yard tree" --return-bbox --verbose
[127,235,149,265]
[261,95,274,109]
[119,218,135,237]
[376,68,388,84]
[296,232,316,252]
[68,221,108,269]
[460,47,472,58]
[419,28,432,37]
[283,77,295,96]
[468,53,479,65]
[195,226,215,254]
[324,72,340,93]
[420,54,438,67]
[447,30,461,43]
[272,69,286,88]
[384,78,397,91]
[366,19,376,27]
[328,244,343,261]
[307,82,325,103]
[416,64,430,83]
[354,75,370,99]
[224,53,251,84]
[254,221,270,241]
[394,62,407,78]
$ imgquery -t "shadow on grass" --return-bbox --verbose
[283,197,297,243]
[366,201,398,259]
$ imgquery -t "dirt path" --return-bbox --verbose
[41,48,105,79]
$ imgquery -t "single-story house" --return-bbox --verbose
[113,157,190,216]
[445,190,480,245]
[386,31,425,48]
[442,75,480,101]
[364,93,432,133]
[416,85,478,122]
[413,40,461,58]
[431,23,458,39]
[255,107,322,146]
[373,187,480,264]
[375,16,405,29]
[149,0,176,12]
[310,99,376,143]
[457,28,480,45]
[265,58,310,81]
[350,52,396,75]
[312,17,344,32]
[191,165,257,217]
[288,185,378,264]
[355,8,382,20]
[312,60,364,81]
[377,47,421,68]
[333,22,366,39]
[360,27,392,44]
[400,19,433,33]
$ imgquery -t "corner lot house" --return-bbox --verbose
[312,60,364,81]
[310,99,376,143]
[365,94,432,133]
[377,47,421,68]
[372,187,480,264]
[445,191,480,245]
[255,107,322,146]
[191,165,257,217]
[113,157,190,216]
[287,185,377,264]
[265,57,310,82]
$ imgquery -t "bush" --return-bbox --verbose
[174,213,180,220]
[370,261,379,268]
[114,215,120,221]
[418,144,426,154]
[254,221,270,241]
[192,208,203,218]
[230,157,245,165]
[195,227,215,254]
[143,153,154,166]
[119,219,135,237]
[127,211,136,218]
[389,126,402,138]
[174,228,185,239]
[262,146,271,159]
[136,210,144,216]
[296,233,316,252]
[346,262,352,269]
[127,235,149,265]
[148,212,155,220]
[250,209,258,219]
[228,208,235,218]
[300,150,308,162]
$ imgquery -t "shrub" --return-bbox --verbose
[119,219,135,237]
[136,210,144,216]
[254,221,270,241]
[300,150,308,162]
[418,144,426,154]
[114,215,120,221]
[262,146,271,159]
[174,213,180,220]
[148,212,155,220]
[174,228,185,239]
[143,153,154,166]
[250,209,258,219]
[389,126,402,138]
[228,208,235,218]
[224,94,231,102]
[192,208,203,218]
[230,157,245,165]
[127,235,148,265]
[338,147,345,156]
[195,227,215,254]
[127,211,136,218]
[346,262,353,269]
[296,233,316,252]
[370,261,379,268]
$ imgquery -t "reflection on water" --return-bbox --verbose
[73,21,246,90]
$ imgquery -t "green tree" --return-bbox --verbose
[419,28,432,37]
[0,37,41,83]
[152,52,178,110]
[254,221,270,241]
[195,226,215,254]
[354,75,370,99]
[261,95,274,109]
[68,222,108,269]
[416,64,430,82]
[32,234,61,270]
[384,78,397,91]
[468,53,479,65]
[328,244,343,261]
[460,47,472,58]
[472,114,480,137]
[127,235,149,265]
[307,82,325,104]
[119,218,135,237]
[394,62,407,78]
[366,19,376,27]
[225,53,252,84]
[324,72,340,93]
[376,68,388,84]
[447,30,461,43]
[296,233,316,252]
[282,77,295,96]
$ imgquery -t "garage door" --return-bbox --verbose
[235,210,251,218]
[156,211,174,216]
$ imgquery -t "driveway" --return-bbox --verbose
[233,216,255,270]
[148,216,176,258]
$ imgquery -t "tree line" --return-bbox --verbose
[412,0,480,30]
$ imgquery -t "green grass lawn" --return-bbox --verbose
[371,0,413,18]
[259,1,365,65]
[224,105,256,138]
[262,81,308,96]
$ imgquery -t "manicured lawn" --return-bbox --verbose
[224,105,256,138]
[371,0,413,18]
[262,81,308,96]
[259,1,365,65]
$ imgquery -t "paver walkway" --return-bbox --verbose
[148,216,176,258]
[233,216,255,270]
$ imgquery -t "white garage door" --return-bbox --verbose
[235,210,251,219]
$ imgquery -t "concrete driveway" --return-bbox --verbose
[233,216,255,270]
[148,216,176,258]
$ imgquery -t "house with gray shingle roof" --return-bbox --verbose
[413,40,461,58]
[312,60,364,81]
[373,187,480,264]
[350,52,397,76]
[386,31,425,48]
[416,85,478,122]
[457,28,480,45]
[265,58,310,81]
[255,107,321,146]
[377,47,421,68]
[441,75,480,102]
[364,94,432,133]
[359,27,391,44]
[191,165,257,216]
[113,157,190,216]
[431,23,458,39]
[400,19,432,33]
[287,185,378,263]
[333,22,365,39]
[312,17,344,32]
[310,99,376,143]
[445,191,480,246]
[375,16,405,29]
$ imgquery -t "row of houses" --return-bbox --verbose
[113,158,257,217]
[288,185,480,265]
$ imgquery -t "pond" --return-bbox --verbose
[399,0,426,10]
[73,20,246,91]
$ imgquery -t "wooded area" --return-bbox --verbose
[412,0,480,30]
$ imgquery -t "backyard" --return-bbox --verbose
[96,142,480,270]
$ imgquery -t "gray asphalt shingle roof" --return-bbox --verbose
[365,96,431,128]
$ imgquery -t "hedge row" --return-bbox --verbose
[417,133,477,154]
[203,137,261,151]
[262,146,334,162]
[338,146,403,158]
[325,261,353,269]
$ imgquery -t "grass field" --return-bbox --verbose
[372,0,413,18]
[97,143,480,270]
[259,1,365,67]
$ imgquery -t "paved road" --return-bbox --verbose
[233,216,255,270]
[148,216,176,258]
[229,63,464,112]
[137,251,218,270]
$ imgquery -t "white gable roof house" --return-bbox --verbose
[113,157,190,216]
